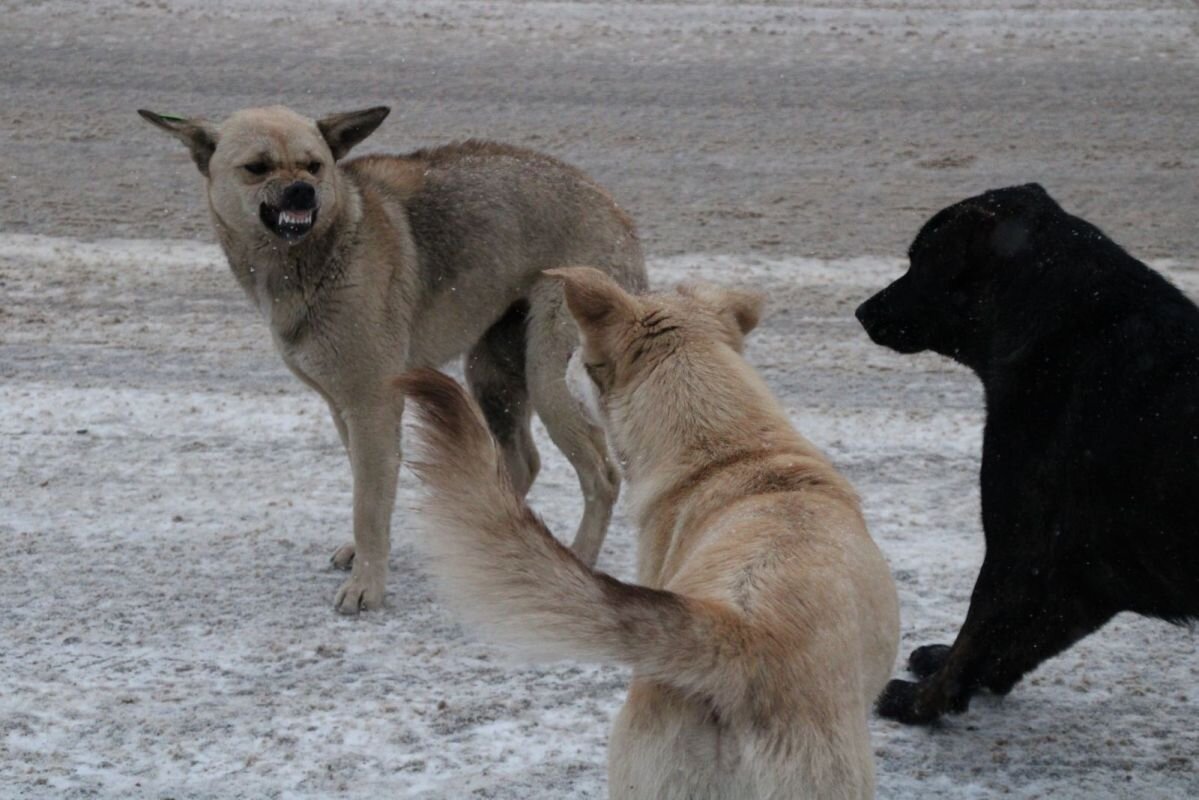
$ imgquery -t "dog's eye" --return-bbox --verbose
[243,162,270,176]
[307,161,322,175]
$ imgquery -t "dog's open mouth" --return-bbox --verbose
[260,203,318,242]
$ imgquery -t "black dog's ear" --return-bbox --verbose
[138,110,219,176]
[317,107,390,161]
[954,201,1034,261]
[977,184,1060,258]
[991,216,1034,258]
[912,199,999,263]
[955,202,1027,261]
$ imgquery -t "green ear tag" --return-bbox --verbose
[158,113,187,122]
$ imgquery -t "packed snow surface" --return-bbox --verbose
[2,235,1196,798]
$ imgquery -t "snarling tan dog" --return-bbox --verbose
[397,268,899,799]
[139,105,645,613]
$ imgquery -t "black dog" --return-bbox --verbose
[856,183,1199,725]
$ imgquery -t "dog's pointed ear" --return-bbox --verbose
[717,287,764,336]
[679,282,765,338]
[544,267,638,331]
[317,107,390,160]
[138,110,219,176]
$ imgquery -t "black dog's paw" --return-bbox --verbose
[908,644,952,679]
[876,679,941,725]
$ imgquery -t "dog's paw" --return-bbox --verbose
[330,542,356,571]
[876,679,941,726]
[334,569,384,615]
[908,643,952,679]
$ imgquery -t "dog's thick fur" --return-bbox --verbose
[856,183,1199,725]
[398,268,899,799]
[139,105,645,613]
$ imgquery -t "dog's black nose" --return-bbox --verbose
[280,181,316,211]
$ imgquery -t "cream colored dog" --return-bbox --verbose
[139,105,645,613]
[397,268,899,799]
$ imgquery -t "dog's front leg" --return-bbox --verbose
[324,399,358,571]
[333,401,403,614]
[876,557,1101,724]
[876,558,1017,724]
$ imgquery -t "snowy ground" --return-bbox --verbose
[3,0,1199,796]
[2,235,1197,799]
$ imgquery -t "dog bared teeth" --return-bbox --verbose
[279,210,313,225]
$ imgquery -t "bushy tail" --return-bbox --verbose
[396,369,753,707]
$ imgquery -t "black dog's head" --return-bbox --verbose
[855,183,1064,366]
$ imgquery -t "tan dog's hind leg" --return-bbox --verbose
[465,301,540,498]
[333,403,402,614]
[525,285,619,567]
[555,420,618,567]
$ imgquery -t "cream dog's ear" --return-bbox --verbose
[316,106,391,160]
[679,282,765,337]
[138,110,219,176]
[717,286,765,336]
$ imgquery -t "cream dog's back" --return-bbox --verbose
[398,269,898,798]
